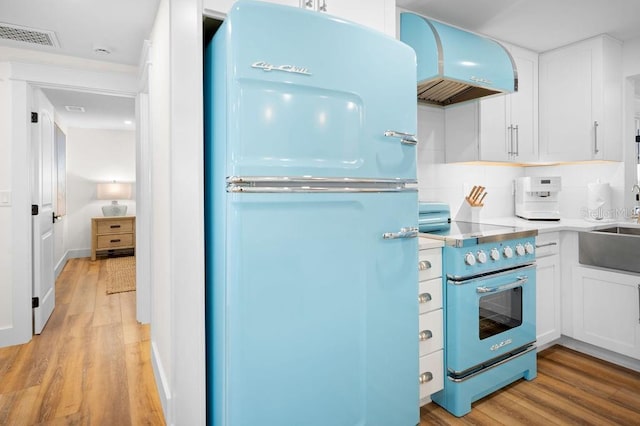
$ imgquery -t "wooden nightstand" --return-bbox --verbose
[91,216,136,261]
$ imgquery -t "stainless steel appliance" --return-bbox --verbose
[423,220,538,417]
[515,176,561,220]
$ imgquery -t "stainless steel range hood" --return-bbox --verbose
[400,13,517,106]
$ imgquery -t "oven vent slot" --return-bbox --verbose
[0,23,59,47]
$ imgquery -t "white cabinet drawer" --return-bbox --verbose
[419,309,443,357]
[536,232,559,258]
[419,249,442,282]
[419,349,444,401]
[418,278,442,314]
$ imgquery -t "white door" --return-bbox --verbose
[32,102,55,334]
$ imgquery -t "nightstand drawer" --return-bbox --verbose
[97,233,134,249]
[97,219,134,234]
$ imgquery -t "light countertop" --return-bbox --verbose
[476,216,640,234]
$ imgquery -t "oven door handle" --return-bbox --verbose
[476,276,528,293]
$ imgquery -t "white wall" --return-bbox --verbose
[65,128,136,255]
[0,65,13,330]
[148,0,174,419]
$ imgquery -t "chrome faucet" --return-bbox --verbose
[632,185,640,222]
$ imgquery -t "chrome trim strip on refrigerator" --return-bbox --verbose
[227,185,418,193]
[227,176,418,193]
[227,176,418,185]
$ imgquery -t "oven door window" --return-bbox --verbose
[479,287,523,340]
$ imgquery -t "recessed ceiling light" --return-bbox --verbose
[65,105,85,112]
[124,120,133,125]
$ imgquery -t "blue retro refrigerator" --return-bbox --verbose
[205,2,418,425]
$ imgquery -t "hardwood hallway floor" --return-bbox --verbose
[0,257,165,425]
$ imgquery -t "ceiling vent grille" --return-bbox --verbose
[65,105,85,113]
[0,23,59,47]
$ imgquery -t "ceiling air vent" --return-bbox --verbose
[65,106,85,113]
[0,22,59,47]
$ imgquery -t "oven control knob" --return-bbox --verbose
[476,250,488,264]
[490,248,500,261]
[515,244,525,256]
[503,246,513,258]
[524,242,535,255]
[464,252,476,266]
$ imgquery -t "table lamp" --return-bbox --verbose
[97,181,132,216]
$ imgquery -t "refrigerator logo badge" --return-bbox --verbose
[252,61,311,76]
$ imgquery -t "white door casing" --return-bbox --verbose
[32,91,56,335]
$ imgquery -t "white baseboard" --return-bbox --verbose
[55,249,92,278]
[152,340,173,425]
[558,336,640,372]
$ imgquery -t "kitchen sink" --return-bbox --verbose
[579,226,640,273]
[595,226,640,236]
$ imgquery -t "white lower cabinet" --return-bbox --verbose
[572,265,640,360]
[417,245,444,405]
[535,233,561,348]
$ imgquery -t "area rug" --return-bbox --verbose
[105,256,136,294]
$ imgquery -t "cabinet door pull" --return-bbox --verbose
[110,239,121,243]
[594,121,599,154]
[419,330,433,341]
[418,260,432,270]
[419,372,433,384]
[110,225,121,229]
[418,293,432,304]
[507,125,513,155]
[514,124,519,157]
[637,284,640,324]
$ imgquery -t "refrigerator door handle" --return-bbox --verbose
[384,130,418,146]
[382,226,419,239]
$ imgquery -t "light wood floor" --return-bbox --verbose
[2,258,640,425]
[421,345,640,425]
[0,257,165,426]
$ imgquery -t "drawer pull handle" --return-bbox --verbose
[418,293,432,304]
[535,242,557,248]
[419,372,433,385]
[418,260,432,270]
[419,330,433,341]
[110,225,121,229]
[110,239,121,243]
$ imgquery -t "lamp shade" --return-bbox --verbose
[97,182,132,200]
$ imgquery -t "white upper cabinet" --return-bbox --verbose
[203,0,395,36]
[445,44,538,163]
[539,35,622,162]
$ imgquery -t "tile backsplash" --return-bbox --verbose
[416,104,626,220]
